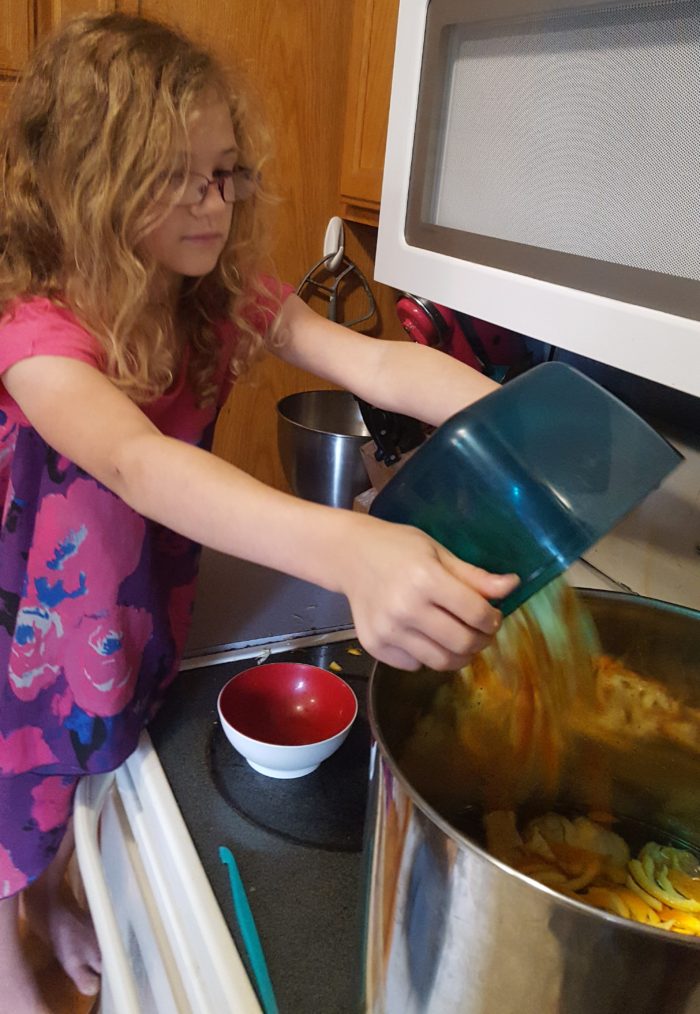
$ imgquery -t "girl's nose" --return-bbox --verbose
[191,182,228,217]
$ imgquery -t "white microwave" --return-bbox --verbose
[375,0,700,398]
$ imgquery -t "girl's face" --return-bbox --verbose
[142,96,237,288]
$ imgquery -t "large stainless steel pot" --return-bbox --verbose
[364,591,700,1014]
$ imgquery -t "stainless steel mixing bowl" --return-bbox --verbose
[276,389,371,508]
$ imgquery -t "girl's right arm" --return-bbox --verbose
[3,355,517,671]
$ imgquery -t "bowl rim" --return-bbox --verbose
[276,389,371,439]
[216,663,359,749]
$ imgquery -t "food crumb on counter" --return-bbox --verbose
[329,661,343,672]
[347,647,362,656]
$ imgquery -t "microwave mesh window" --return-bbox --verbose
[432,1,699,282]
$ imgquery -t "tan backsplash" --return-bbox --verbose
[583,429,700,612]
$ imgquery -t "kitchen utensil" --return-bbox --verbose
[296,251,376,330]
[296,235,426,467]
[217,662,358,778]
[218,846,280,1014]
[276,389,371,507]
[370,361,682,615]
[365,590,700,1014]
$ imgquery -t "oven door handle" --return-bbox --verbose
[74,772,142,1014]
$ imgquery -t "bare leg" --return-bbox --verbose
[22,823,101,998]
[0,892,51,1014]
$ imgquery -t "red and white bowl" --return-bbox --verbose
[217,662,358,779]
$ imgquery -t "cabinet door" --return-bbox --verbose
[339,0,399,226]
[0,0,33,124]
[0,2,32,74]
[0,78,14,121]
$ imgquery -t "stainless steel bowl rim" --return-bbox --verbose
[368,589,700,949]
[276,390,371,439]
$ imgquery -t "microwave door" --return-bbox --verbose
[376,0,700,398]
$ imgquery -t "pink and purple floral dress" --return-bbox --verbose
[0,293,281,896]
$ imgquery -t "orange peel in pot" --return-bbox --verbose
[485,810,700,936]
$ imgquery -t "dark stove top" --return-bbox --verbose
[147,637,374,1014]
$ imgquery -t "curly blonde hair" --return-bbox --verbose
[0,12,277,406]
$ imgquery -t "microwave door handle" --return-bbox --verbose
[74,772,142,1014]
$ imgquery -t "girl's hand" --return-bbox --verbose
[333,514,519,671]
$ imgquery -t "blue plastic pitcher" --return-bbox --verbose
[370,362,682,615]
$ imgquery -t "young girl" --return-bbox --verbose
[0,12,517,1012]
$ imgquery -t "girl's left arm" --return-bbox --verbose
[273,294,499,423]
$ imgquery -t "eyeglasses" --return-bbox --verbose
[161,166,258,207]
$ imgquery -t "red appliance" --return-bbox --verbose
[361,295,531,466]
[395,293,529,381]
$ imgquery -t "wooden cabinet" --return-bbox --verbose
[0,1,137,121]
[36,1,138,38]
[0,79,14,121]
[0,0,32,120]
[0,3,33,74]
[339,0,399,227]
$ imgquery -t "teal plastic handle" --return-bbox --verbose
[218,845,280,1014]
